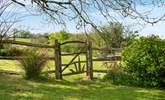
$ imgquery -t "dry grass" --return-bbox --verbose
[18,48,49,79]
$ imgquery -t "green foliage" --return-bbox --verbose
[92,22,134,49]
[49,30,72,52]
[104,70,132,85]
[104,35,165,87]
[0,45,23,56]
[90,22,134,57]
[103,62,131,85]
[49,30,71,44]
[15,30,32,38]
[121,35,165,87]
[88,32,105,49]
[18,48,49,80]
[65,34,87,53]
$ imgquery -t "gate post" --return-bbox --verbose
[54,39,62,79]
[86,40,93,80]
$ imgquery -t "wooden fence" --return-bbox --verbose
[0,40,121,80]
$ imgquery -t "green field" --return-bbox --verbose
[15,38,31,42]
[0,55,106,76]
[0,59,165,100]
[0,73,165,100]
[0,38,165,100]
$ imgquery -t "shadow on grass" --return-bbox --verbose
[0,74,165,100]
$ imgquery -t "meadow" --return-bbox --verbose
[1,0,165,99]
[0,58,165,100]
[0,38,165,100]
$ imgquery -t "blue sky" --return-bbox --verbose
[11,1,165,38]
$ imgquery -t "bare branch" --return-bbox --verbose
[11,0,25,6]
[9,0,165,30]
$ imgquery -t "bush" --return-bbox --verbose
[18,48,49,80]
[104,71,133,85]
[121,35,165,87]
[7,46,23,56]
[104,35,165,87]
[0,46,23,56]
[0,49,8,56]
[103,62,133,85]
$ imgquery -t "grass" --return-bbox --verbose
[0,60,20,71]
[0,55,105,73]
[0,38,165,99]
[0,59,165,100]
[15,38,31,42]
[0,74,165,100]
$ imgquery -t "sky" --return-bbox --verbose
[9,0,165,38]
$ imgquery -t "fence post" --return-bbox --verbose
[13,29,16,41]
[54,39,62,79]
[86,40,93,80]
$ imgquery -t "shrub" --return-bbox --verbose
[18,48,49,80]
[104,71,133,85]
[0,45,23,56]
[104,35,165,87]
[103,62,132,85]
[121,35,165,87]
[0,49,8,56]
[7,46,23,56]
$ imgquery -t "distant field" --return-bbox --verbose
[15,38,31,42]
[0,55,106,76]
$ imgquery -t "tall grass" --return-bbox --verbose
[18,48,49,80]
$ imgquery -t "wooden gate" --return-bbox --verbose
[54,40,93,80]
[0,39,121,80]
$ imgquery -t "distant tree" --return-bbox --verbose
[43,33,49,39]
[87,32,104,48]
[49,30,71,44]
[15,30,32,38]
[67,33,87,52]
[121,29,138,47]
[49,30,72,52]
[30,33,49,44]
[92,22,124,48]
[31,37,48,44]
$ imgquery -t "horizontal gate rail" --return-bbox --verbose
[92,47,122,52]
[93,56,121,61]
[1,40,54,48]
[63,71,85,76]
[61,52,86,56]
[61,41,86,45]
[0,70,21,75]
[0,56,55,60]
[0,56,23,60]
